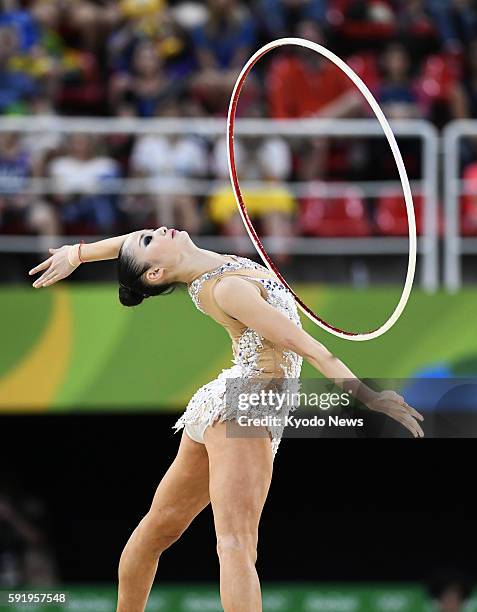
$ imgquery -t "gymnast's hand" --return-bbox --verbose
[367,390,424,438]
[29,245,78,288]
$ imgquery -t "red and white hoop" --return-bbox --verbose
[226,37,417,341]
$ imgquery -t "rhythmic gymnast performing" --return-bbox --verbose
[28,37,422,612]
[29,226,424,612]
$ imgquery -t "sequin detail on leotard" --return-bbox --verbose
[188,256,264,313]
[250,277,303,379]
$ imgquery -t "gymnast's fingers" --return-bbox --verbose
[402,402,424,422]
[409,416,424,438]
[33,269,56,288]
[394,414,416,438]
[415,419,425,438]
[29,256,53,276]
[42,274,61,287]
[389,399,424,423]
[398,414,424,439]
[381,392,425,423]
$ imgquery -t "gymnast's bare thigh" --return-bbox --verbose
[147,430,210,526]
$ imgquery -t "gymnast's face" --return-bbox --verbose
[124,226,191,285]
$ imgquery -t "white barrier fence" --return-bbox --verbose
[0,117,439,291]
[443,120,477,292]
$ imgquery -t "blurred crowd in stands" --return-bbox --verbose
[1,0,477,245]
[0,481,58,588]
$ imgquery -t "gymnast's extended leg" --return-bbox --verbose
[116,430,210,612]
[205,420,274,612]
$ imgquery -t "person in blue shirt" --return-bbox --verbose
[190,0,258,114]
[192,0,257,71]
[0,26,37,114]
[0,4,40,52]
[377,42,422,120]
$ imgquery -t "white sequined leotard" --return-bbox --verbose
[173,254,303,457]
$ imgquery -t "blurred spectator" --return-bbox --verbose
[429,0,477,54]
[58,0,119,53]
[48,134,120,234]
[377,42,423,119]
[0,0,41,52]
[449,40,477,165]
[172,2,209,33]
[21,93,63,178]
[396,0,439,55]
[398,0,436,35]
[0,489,58,588]
[192,0,256,71]
[0,1,81,109]
[0,4,105,116]
[208,112,296,263]
[191,0,258,114]
[108,1,194,79]
[359,43,426,187]
[266,20,363,206]
[0,26,37,114]
[266,21,362,119]
[344,0,396,24]
[296,137,330,181]
[110,39,186,117]
[0,133,58,236]
[339,0,396,42]
[256,0,326,39]
[450,40,477,121]
[128,97,206,233]
[107,100,137,177]
[428,568,474,612]
[28,0,60,34]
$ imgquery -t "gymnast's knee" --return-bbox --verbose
[216,530,258,566]
[137,508,185,554]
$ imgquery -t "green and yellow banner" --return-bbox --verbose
[2,284,476,411]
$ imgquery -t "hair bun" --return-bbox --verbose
[119,285,144,307]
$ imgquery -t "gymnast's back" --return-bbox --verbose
[187,254,303,379]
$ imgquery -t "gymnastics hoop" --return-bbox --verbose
[226,37,417,342]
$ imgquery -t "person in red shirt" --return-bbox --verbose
[266,20,364,184]
[266,20,363,120]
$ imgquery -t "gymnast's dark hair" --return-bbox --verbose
[117,243,178,307]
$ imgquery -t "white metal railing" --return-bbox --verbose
[443,120,477,292]
[0,115,438,137]
[0,233,412,256]
[0,176,424,198]
[0,117,439,291]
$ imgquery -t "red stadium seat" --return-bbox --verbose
[461,163,477,236]
[416,54,459,103]
[347,53,381,93]
[299,189,372,237]
[328,0,396,39]
[375,193,424,236]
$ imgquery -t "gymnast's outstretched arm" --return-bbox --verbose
[28,232,135,288]
[213,275,424,439]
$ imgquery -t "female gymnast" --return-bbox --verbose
[29,226,424,612]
